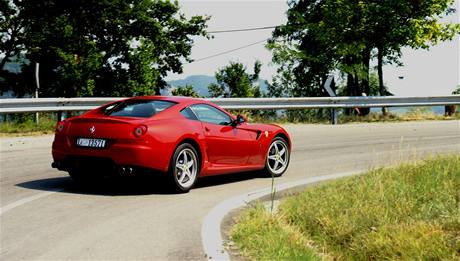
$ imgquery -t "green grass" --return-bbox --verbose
[0,115,56,136]
[230,204,323,261]
[231,155,460,260]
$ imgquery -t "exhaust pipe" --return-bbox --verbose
[118,167,134,175]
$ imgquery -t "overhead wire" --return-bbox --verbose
[207,25,280,34]
[187,25,283,63]
[188,38,269,64]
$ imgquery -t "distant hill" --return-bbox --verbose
[168,75,215,97]
[167,75,268,97]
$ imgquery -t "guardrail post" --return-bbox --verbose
[330,108,338,125]
[57,111,63,122]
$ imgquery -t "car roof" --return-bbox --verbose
[117,96,235,119]
[130,95,214,107]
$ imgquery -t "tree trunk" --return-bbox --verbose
[346,72,354,115]
[362,48,371,96]
[361,48,371,116]
[377,46,388,116]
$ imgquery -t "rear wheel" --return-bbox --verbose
[168,143,199,193]
[265,137,290,177]
[68,170,92,184]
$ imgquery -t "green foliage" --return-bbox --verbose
[453,85,460,95]
[171,84,201,98]
[269,0,460,99]
[1,0,208,97]
[0,0,26,70]
[208,61,262,98]
[231,155,460,260]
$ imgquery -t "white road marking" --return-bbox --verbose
[201,170,361,260]
[0,188,63,216]
[300,135,460,150]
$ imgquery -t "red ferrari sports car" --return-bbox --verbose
[52,96,291,192]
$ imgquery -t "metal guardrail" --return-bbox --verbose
[210,96,460,109]
[0,97,120,113]
[1,96,459,113]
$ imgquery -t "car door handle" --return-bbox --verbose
[204,127,210,132]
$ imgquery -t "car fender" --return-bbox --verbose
[172,133,208,175]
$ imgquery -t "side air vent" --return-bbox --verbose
[255,131,262,140]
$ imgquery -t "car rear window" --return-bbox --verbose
[104,100,176,118]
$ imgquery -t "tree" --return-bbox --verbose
[0,0,208,97]
[0,0,26,71]
[269,0,460,104]
[171,84,201,98]
[208,61,262,98]
[364,0,459,114]
[268,0,338,98]
[337,71,391,96]
[453,85,460,95]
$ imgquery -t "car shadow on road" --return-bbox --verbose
[195,170,265,189]
[15,171,267,196]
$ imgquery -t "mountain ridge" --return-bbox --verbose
[167,75,268,97]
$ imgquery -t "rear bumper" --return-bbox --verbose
[52,136,171,173]
[51,156,155,176]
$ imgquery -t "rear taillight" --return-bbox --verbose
[56,121,66,133]
[133,125,148,137]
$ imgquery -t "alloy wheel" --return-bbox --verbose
[175,148,198,189]
[267,139,289,175]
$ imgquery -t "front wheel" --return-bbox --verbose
[265,137,290,177]
[168,143,199,193]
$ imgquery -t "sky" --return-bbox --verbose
[166,0,460,97]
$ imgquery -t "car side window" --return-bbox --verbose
[190,104,232,125]
[180,107,198,120]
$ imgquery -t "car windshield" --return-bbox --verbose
[103,100,176,118]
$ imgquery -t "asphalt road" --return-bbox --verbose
[1,120,459,260]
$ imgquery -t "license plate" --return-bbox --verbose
[76,138,106,148]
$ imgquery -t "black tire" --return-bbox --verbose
[264,137,290,177]
[168,143,200,193]
[68,170,91,184]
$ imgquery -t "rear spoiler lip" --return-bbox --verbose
[69,116,147,124]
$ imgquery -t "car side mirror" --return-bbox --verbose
[233,114,246,126]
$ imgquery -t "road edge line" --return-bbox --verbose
[201,171,361,260]
[0,189,64,216]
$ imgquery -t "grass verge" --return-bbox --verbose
[230,155,460,260]
[0,116,56,136]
